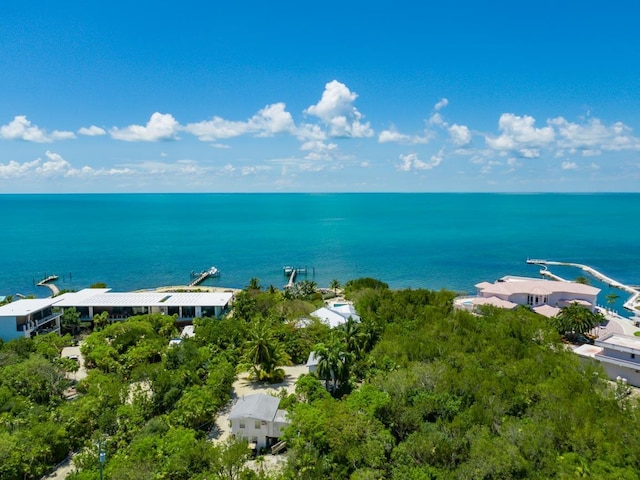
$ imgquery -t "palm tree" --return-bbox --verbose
[313,343,333,390]
[574,275,591,285]
[246,277,262,291]
[92,311,109,331]
[340,317,363,358]
[62,307,81,336]
[313,338,353,393]
[329,279,341,295]
[606,292,621,306]
[241,321,290,381]
[554,302,603,340]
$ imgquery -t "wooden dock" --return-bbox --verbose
[283,265,314,288]
[188,267,219,287]
[36,274,60,296]
[285,269,297,288]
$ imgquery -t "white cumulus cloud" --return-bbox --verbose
[434,98,449,111]
[0,116,75,142]
[184,117,249,141]
[549,116,640,153]
[485,113,555,157]
[398,149,444,172]
[561,161,579,170]
[0,151,134,179]
[0,159,41,178]
[241,165,273,176]
[78,125,107,136]
[301,140,339,161]
[184,103,296,141]
[378,126,431,145]
[448,124,472,146]
[305,80,374,138]
[248,103,296,137]
[110,112,180,142]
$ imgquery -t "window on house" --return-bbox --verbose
[239,421,245,429]
[255,421,261,429]
[632,353,635,359]
[251,436,258,443]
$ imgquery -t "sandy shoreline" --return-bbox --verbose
[141,285,242,294]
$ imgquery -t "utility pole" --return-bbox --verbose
[98,439,106,480]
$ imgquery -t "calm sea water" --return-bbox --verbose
[2,193,639,313]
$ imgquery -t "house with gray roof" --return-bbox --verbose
[228,393,289,451]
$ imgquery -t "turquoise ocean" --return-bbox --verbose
[2,193,639,315]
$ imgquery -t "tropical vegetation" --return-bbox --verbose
[2,279,640,479]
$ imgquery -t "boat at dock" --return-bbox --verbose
[188,266,220,287]
[283,266,308,275]
[191,266,219,278]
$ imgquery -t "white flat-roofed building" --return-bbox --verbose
[575,332,640,387]
[228,393,290,451]
[475,276,600,312]
[53,288,234,322]
[0,298,62,341]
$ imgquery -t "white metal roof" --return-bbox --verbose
[157,292,233,307]
[311,306,360,328]
[54,291,168,307]
[52,289,233,308]
[0,298,58,317]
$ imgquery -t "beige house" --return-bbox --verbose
[455,276,600,316]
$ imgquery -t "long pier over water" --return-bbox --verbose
[527,259,640,313]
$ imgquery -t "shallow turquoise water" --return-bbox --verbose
[2,193,638,314]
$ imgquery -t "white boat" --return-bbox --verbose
[190,266,220,278]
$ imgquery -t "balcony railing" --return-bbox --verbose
[17,313,62,332]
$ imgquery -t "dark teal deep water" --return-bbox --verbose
[2,193,639,311]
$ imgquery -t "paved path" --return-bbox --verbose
[598,311,640,337]
[41,455,76,480]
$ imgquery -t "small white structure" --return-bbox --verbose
[169,325,196,346]
[228,393,289,451]
[575,332,640,388]
[310,304,360,328]
[455,276,600,315]
[0,298,62,341]
[306,351,319,374]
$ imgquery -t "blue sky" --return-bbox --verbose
[1,1,639,192]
